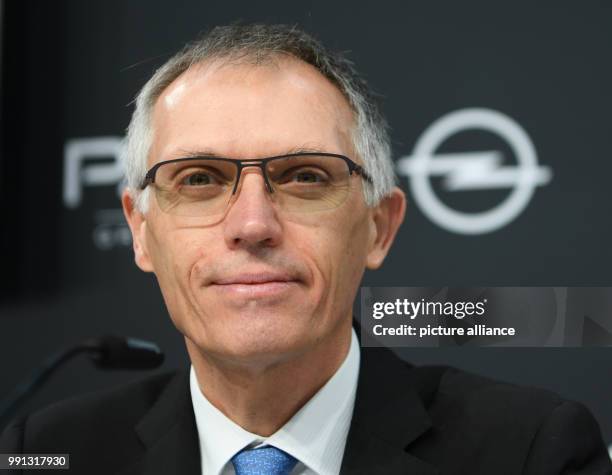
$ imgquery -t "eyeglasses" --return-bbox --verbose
[140,152,373,223]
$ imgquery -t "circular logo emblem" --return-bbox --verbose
[397,108,552,234]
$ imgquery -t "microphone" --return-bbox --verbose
[0,335,164,429]
[86,335,165,370]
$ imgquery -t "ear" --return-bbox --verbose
[366,186,407,270]
[121,189,154,272]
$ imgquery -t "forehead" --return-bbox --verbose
[149,56,357,165]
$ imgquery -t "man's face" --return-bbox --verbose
[124,56,402,366]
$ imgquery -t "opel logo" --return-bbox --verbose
[397,108,552,234]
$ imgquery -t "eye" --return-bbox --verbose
[294,170,323,183]
[280,167,330,185]
[182,172,215,186]
[175,166,228,187]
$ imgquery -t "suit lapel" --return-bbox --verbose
[116,371,201,475]
[116,323,439,475]
[340,325,439,475]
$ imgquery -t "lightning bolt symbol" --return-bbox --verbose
[397,151,552,191]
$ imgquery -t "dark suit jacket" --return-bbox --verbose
[1,344,611,475]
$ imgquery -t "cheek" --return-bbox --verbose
[146,224,207,308]
[290,209,370,295]
[339,218,371,281]
[148,228,181,280]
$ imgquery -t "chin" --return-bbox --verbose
[208,318,314,364]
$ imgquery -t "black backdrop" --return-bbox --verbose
[1,0,611,450]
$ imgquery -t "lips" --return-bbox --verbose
[210,271,300,299]
[212,271,298,286]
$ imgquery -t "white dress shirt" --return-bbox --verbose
[189,328,360,475]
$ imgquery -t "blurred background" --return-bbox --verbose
[0,0,610,451]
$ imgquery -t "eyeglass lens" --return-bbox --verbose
[151,154,354,220]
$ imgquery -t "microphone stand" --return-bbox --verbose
[0,336,163,430]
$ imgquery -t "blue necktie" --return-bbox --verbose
[231,445,298,475]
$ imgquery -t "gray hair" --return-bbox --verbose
[124,23,396,212]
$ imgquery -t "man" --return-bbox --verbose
[1,24,611,475]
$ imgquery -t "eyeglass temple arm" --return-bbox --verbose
[139,172,155,190]
[352,164,374,184]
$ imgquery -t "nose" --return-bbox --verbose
[223,168,282,250]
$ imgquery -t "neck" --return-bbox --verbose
[186,320,353,436]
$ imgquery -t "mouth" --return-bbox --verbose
[209,272,301,299]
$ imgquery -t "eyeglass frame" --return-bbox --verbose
[139,152,374,197]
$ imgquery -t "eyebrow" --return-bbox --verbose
[172,144,333,160]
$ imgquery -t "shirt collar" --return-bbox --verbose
[190,327,360,475]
